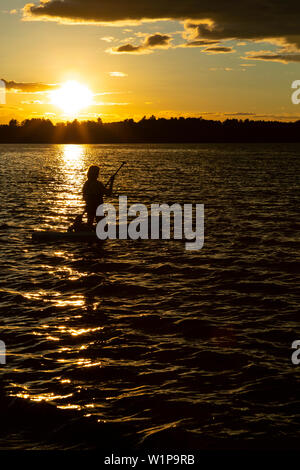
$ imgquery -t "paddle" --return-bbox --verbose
[104,161,126,187]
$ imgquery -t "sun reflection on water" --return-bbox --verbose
[63,144,85,166]
[12,392,73,402]
[51,144,87,223]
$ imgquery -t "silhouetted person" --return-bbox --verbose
[83,165,114,227]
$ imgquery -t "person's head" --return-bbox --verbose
[87,165,100,181]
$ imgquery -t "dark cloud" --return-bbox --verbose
[244,52,300,63]
[116,44,141,53]
[187,111,300,120]
[111,33,172,54]
[204,46,234,53]
[3,80,57,93]
[184,40,219,47]
[23,1,300,48]
[223,112,257,116]
[144,34,170,47]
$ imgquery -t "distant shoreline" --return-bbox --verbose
[1,116,300,143]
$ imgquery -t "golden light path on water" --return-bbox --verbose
[63,144,85,165]
[6,145,107,406]
[48,144,86,228]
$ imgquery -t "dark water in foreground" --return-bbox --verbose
[0,143,299,450]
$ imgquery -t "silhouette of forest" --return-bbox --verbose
[1,116,300,143]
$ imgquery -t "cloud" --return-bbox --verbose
[111,43,145,54]
[2,80,58,93]
[209,67,233,71]
[223,112,257,116]
[21,1,300,48]
[109,72,128,77]
[222,112,300,120]
[204,46,235,54]
[115,44,141,53]
[184,39,219,47]
[244,51,300,63]
[183,15,300,49]
[192,111,300,120]
[145,34,170,47]
[110,33,172,54]
[101,36,115,42]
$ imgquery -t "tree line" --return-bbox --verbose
[1,116,300,143]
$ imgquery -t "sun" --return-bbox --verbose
[50,80,93,115]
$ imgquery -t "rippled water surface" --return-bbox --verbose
[0,143,299,450]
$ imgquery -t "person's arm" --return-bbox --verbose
[99,176,115,196]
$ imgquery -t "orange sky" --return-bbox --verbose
[1,0,300,123]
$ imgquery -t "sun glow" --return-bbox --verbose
[50,80,93,115]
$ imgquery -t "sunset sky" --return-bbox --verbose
[1,0,300,123]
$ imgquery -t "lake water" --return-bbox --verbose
[0,143,299,450]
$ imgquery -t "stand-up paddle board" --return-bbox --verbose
[32,230,100,242]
